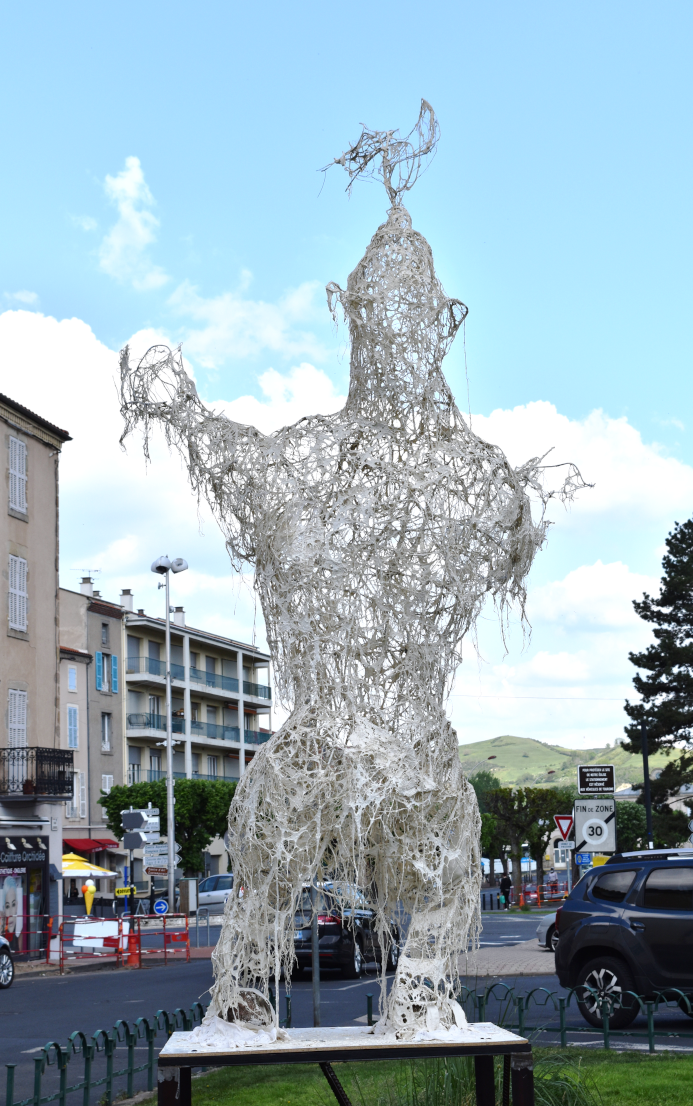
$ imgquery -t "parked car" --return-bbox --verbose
[0,935,14,989]
[555,848,693,1029]
[293,882,400,979]
[198,874,234,911]
[536,910,558,951]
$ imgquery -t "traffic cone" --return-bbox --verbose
[127,931,139,967]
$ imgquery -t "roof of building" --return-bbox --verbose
[60,645,92,660]
[124,611,270,658]
[0,393,71,444]
[88,599,125,620]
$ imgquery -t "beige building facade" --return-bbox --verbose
[0,394,73,942]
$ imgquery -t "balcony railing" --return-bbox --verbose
[189,667,239,693]
[126,714,272,746]
[128,766,241,784]
[126,713,185,733]
[0,747,74,799]
[243,680,272,700]
[125,657,185,681]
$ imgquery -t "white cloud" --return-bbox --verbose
[99,157,168,291]
[529,561,659,630]
[217,364,345,434]
[168,278,326,369]
[474,402,693,525]
[71,215,97,232]
[4,290,39,306]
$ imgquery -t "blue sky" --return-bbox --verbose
[2,1,692,752]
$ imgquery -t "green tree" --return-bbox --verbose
[485,785,575,898]
[615,802,647,852]
[98,778,237,874]
[470,771,506,884]
[624,517,693,844]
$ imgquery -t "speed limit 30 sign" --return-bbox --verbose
[574,798,616,854]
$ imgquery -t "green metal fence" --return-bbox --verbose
[4,1004,206,1106]
[456,983,693,1053]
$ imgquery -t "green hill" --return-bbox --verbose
[458,734,675,790]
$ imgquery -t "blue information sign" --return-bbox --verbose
[153,899,168,915]
[575,853,592,866]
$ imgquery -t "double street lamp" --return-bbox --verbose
[151,555,188,908]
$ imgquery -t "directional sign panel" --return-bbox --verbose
[574,798,616,853]
[123,830,163,851]
[577,765,615,795]
[122,809,160,832]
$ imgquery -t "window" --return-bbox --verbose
[8,689,27,748]
[127,636,141,672]
[8,555,28,631]
[68,666,77,692]
[101,623,109,646]
[101,774,113,818]
[216,875,233,891]
[9,437,27,513]
[67,705,79,748]
[207,756,218,778]
[199,876,217,892]
[643,867,693,911]
[101,713,112,751]
[592,869,637,904]
[150,754,161,776]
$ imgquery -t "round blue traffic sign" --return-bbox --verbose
[153,899,168,915]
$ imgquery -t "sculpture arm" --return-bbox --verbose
[119,343,271,562]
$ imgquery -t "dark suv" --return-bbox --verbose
[293,882,400,979]
[555,848,693,1028]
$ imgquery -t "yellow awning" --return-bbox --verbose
[62,853,115,878]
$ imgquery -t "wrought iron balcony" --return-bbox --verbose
[243,680,272,700]
[189,667,239,693]
[0,747,74,800]
[125,657,185,681]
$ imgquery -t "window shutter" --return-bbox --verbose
[67,705,79,748]
[8,555,28,632]
[111,654,118,693]
[79,771,87,818]
[8,689,28,748]
[9,437,27,513]
[95,652,103,690]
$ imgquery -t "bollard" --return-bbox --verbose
[601,997,611,1050]
[558,996,567,1048]
[646,1002,655,1053]
[285,995,292,1028]
[366,993,373,1026]
[5,1064,15,1106]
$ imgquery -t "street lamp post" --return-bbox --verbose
[151,555,188,908]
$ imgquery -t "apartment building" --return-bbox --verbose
[58,581,126,889]
[122,596,272,788]
[0,394,73,943]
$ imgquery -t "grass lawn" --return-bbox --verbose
[135,1047,693,1106]
[570,1048,693,1106]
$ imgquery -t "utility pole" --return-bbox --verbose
[151,556,188,908]
[641,721,655,849]
[311,879,321,1026]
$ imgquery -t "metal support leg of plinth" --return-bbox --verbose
[319,1061,354,1106]
[158,1067,192,1106]
[511,1051,535,1106]
[474,1055,495,1106]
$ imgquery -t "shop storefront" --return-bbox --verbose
[0,835,49,955]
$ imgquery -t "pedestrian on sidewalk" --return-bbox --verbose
[499,872,512,910]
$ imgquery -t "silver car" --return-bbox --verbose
[536,911,558,952]
[0,935,14,989]
[197,873,234,911]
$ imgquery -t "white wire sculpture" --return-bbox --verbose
[120,100,583,1041]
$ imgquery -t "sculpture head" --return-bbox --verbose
[326,102,466,405]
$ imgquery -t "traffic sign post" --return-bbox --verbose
[122,805,163,915]
[574,798,616,854]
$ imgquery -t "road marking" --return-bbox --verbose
[21,1047,45,1054]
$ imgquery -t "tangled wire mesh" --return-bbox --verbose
[120,101,584,1041]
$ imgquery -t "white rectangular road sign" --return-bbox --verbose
[574,797,616,853]
[143,844,180,857]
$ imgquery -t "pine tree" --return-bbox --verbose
[624,517,693,844]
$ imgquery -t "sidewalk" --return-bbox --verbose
[462,938,556,977]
